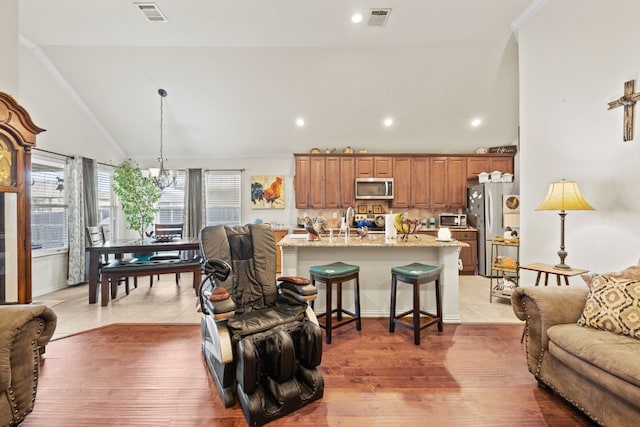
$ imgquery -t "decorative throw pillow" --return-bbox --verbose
[581,265,640,288]
[577,274,640,339]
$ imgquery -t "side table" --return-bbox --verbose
[519,263,588,286]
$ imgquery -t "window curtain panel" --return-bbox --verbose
[184,169,203,259]
[83,158,98,228]
[66,156,86,285]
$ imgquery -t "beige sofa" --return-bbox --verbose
[512,286,640,426]
[0,305,57,426]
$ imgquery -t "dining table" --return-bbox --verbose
[85,237,201,304]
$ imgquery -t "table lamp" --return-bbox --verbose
[536,180,594,270]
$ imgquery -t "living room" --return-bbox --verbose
[2,0,640,425]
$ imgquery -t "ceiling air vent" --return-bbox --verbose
[134,2,168,22]
[368,8,392,26]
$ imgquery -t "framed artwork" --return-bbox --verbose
[357,204,368,214]
[372,205,382,214]
[250,175,285,209]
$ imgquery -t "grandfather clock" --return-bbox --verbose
[0,92,45,304]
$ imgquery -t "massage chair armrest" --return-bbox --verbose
[277,276,317,303]
[205,287,237,321]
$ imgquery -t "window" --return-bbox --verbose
[205,171,241,226]
[155,170,186,225]
[31,158,68,249]
[97,164,117,241]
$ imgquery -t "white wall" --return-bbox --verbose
[518,0,640,281]
[0,0,18,95]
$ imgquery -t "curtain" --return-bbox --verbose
[185,168,203,238]
[83,158,98,228]
[66,156,85,285]
[184,169,203,260]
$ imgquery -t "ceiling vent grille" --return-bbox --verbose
[134,2,168,22]
[368,8,391,26]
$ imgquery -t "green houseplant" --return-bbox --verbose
[113,160,161,239]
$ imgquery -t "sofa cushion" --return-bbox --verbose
[581,265,640,287]
[577,274,640,339]
[548,324,640,391]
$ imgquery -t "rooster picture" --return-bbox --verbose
[250,175,285,209]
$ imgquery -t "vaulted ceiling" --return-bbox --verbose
[19,0,533,161]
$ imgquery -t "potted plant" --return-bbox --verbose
[113,160,161,240]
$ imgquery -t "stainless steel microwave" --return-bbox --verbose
[439,213,467,228]
[355,178,394,200]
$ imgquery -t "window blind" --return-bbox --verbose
[205,171,241,226]
[156,170,186,224]
[31,160,68,249]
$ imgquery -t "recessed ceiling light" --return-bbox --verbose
[471,118,482,127]
[383,117,394,127]
[296,118,305,127]
[351,13,363,24]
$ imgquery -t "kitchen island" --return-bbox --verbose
[278,233,468,323]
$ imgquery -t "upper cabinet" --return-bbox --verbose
[391,157,411,208]
[294,156,311,209]
[355,156,393,178]
[466,155,514,179]
[295,155,357,209]
[430,157,467,209]
[339,157,356,208]
[294,153,514,209]
[410,157,430,209]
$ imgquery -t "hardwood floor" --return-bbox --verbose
[24,320,596,426]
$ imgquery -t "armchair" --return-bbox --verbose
[0,305,57,426]
[198,224,323,426]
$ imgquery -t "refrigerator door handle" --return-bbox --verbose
[487,188,493,233]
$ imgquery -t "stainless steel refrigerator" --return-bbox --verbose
[466,182,517,276]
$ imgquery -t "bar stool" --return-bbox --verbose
[389,263,443,345]
[309,262,362,344]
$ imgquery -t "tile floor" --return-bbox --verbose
[33,274,520,341]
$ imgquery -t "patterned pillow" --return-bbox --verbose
[581,265,640,287]
[577,275,640,339]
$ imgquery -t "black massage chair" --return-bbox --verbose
[198,224,324,426]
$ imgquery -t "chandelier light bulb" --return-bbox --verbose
[351,13,363,24]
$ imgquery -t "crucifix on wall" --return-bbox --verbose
[607,79,640,141]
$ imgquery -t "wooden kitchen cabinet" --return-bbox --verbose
[430,157,467,209]
[295,153,513,209]
[453,230,478,275]
[420,229,477,275]
[324,156,341,208]
[355,156,393,177]
[391,157,411,208]
[295,155,356,208]
[466,156,514,179]
[411,156,430,208]
[294,156,311,208]
[340,156,355,207]
[309,157,326,208]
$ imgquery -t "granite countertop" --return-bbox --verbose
[278,233,468,248]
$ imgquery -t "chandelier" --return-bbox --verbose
[146,88,176,190]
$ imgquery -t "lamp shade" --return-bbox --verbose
[536,180,594,211]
